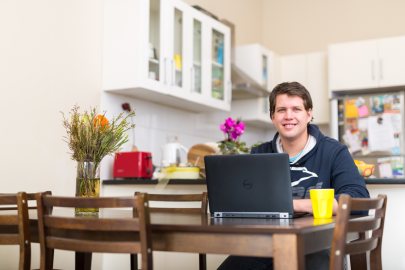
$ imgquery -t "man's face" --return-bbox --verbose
[271,94,312,142]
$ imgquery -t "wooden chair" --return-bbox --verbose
[36,193,153,270]
[0,192,31,270]
[0,191,53,270]
[131,192,208,270]
[330,194,387,270]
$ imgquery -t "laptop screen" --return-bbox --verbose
[205,153,296,218]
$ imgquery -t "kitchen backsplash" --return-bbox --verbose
[100,92,274,179]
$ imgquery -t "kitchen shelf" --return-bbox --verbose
[103,178,405,186]
[103,179,158,185]
[102,179,206,185]
[365,178,405,184]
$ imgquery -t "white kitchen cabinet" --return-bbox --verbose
[234,44,278,92]
[279,52,329,124]
[230,44,279,127]
[102,0,231,112]
[378,36,405,87]
[328,36,405,92]
[231,97,271,128]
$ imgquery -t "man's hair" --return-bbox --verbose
[269,82,313,119]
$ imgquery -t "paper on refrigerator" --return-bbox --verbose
[367,114,396,152]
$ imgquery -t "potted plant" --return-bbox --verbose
[62,105,135,214]
[218,117,249,155]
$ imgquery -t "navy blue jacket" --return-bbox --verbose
[251,124,369,200]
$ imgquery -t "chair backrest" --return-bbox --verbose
[133,192,208,270]
[135,192,208,214]
[330,194,387,270]
[0,192,30,270]
[36,193,153,270]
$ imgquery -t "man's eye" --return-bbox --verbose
[293,108,302,112]
[277,109,286,113]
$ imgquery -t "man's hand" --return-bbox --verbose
[293,198,339,214]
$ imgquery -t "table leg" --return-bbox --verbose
[273,234,305,270]
[75,252,92,270]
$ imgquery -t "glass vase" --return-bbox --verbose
[75,161,100,215]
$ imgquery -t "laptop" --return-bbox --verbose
[205,153,305,219]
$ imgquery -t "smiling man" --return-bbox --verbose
[217,82,369,270]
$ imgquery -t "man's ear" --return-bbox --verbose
[307,109,313,123]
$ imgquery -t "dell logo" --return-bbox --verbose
[242,179,253,190]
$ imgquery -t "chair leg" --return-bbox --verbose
[45,248,54,270]
[75,252,92,270]
[350,254,367,270]
[199,253,207,270]
[20,243,31,270]
[130,254,138,270]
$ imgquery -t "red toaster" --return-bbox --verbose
[113,152,153,179]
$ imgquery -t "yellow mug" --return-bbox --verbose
[310,189,334,219]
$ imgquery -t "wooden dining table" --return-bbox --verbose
[149,212,335,270]
[2,209,337,270]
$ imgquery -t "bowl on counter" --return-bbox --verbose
[354,160,375,178]
[162,166,200,179]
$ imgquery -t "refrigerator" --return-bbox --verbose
[331,90,405,179]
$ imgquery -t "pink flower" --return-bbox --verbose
[219,117,245,141]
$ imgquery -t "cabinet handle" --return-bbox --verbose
[227,81,232,104]
[171,59,175,86]
[371,60,375,81]
[190,67,194,92]
[164,58,168,85]
[379,59,383,80]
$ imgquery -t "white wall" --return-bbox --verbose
[262,0,405,54]
[0,0,103,269]
[183,0,264,45]
[0,0,102,193]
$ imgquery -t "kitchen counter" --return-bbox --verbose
[102,178,405,185]
[102,179,206,185]
[364,178,405,184]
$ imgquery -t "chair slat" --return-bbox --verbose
[349,198,384,211]
[43,196,137,208]
[0,215,19,225]
[46,237,142,253]
[0,234,20,244]
[348,217,381,232]
[44,216,140,231]
[0,196,18,204]
[345,237,379,255]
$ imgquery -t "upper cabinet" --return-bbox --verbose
[103,0,231,112]
[328,36,405,92]
[279,52,329,125]
[231,49,328,127]
[231,97,271,128]
[233,44,279,98]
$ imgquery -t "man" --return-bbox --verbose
[217,82,369,270]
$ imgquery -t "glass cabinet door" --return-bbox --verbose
[173,8,183,87]
[262,54,269,88]
[148,0,161,82]
[211,30,225,100]
[192,19,202,93]
[262,97,269,114]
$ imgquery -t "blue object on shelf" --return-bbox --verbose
[217,42,224,65]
